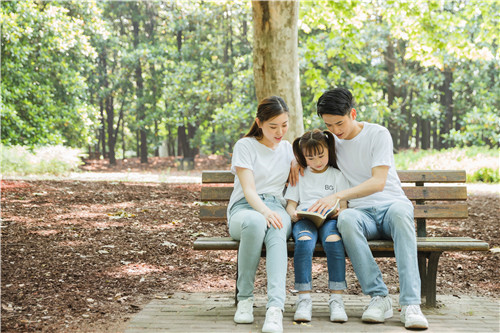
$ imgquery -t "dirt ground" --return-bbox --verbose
[1,157,499,332]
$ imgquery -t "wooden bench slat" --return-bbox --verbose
[199,203,468,220]
[202,170,467,184]
[201,186,468,201]
[193,237,489,252]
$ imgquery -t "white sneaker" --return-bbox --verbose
[294,298,312,322]
[362,295,393,323]
[401,305,429,329]
[262,306,283,333]
[233,297,253,324]
[329,296,348,322]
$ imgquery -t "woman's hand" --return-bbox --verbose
[264,210,283,229]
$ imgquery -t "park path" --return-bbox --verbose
[125,292,500,333]
[4,172,499,195]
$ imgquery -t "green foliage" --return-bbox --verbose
[1,0,498,159]
[468,167,499,183]
[395,147,499,183]
[1,1,102,147]
[1,145,84,176]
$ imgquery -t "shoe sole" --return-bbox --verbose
[362,309,393,323]
[294,317,311,322]
[403,320,429,329]
[330,316,348,323]
[234,316,253,324]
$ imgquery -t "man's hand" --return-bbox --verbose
[288,159,304,186]
[308,194,340,216]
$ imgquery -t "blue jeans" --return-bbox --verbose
[292,219,347,291]
[228,194,292,310]
[337,201,421,305]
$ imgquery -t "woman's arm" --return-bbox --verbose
[236,167,284,229]
[308,165,389,213]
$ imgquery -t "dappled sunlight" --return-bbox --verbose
[106,263,168,278]
[178,273,235,292]
[30,229,60,236]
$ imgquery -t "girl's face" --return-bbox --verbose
[256,113,289,149]
[304,144,329,173]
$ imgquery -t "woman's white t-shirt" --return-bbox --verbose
[228,137,294,215]
[334,122,410,208]
[284,166,351,211]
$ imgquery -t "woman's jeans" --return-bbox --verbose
[292,219,347,292]
[228,195,292,310]
[337,201,421,305]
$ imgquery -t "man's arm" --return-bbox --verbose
[308,165,389,214]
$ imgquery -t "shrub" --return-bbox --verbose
[1,145,83,176]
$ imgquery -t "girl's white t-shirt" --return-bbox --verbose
[228,137,294,214]
[284,166,351,211]
[334,122,410,208]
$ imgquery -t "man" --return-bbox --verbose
[308,87,428,329]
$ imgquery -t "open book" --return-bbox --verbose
[296,199,340,228]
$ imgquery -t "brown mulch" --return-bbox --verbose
[1,159,499,332]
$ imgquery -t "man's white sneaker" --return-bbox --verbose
[401,305,429,329]
[362,295,393,323]
[233,297,254,324]
[262,306,283,333]
[294,298,312,322]
[329,296,348,322]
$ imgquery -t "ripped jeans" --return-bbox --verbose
[292,219,347,291]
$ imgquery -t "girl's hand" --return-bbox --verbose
[290,211,299,222]
[264,210,283,229]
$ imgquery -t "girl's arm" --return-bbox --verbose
[236,167,284,229]
[285,200,299,222]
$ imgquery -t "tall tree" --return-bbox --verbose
[252,0,303,140]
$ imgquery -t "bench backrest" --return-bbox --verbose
[200,170,468,237]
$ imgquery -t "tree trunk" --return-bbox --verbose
[133,19,148,163]
[106,95,116,165]
[384,37,399,147]
[439,66,454,149]
[252,0,303,141]
[421,119,431,150]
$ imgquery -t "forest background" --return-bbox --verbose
[1,0,499,168]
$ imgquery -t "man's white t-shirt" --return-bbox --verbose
[284,167,351,211]
[334,122,410,208]
[228,137,294,215]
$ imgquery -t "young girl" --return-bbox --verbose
[228,96,295,333]
[284,129,350,323]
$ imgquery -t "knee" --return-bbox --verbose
[325,234,342,242]
[387,203,414,229]
[296,230,313,241]
[337,210,359,235]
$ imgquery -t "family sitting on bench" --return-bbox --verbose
[227,88,429,333]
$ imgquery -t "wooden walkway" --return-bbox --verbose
[125,292,499,332]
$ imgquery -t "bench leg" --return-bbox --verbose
[418,252,442,307]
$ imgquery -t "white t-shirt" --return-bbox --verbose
[228,137,294,214]
[284,166,351,211]
[334,122,410,208]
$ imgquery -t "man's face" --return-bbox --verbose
[321,109,357,140]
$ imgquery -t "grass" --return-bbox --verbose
[395,147,499,183]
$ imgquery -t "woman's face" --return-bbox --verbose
[304,144,329,173]
[257,113,289,149]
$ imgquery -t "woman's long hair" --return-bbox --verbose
[244,96,289,139]
[292,129,338,169]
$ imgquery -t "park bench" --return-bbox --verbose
[194,170,489,307]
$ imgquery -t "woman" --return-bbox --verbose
[228,96,294,333]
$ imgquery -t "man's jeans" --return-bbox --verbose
[292,218,347,291]
[228,195,292,310]
[337,201,421,305]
